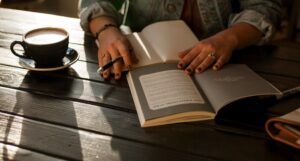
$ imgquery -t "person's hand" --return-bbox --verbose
[177,33,237,75]
[97,27,133,80]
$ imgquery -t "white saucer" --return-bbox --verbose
[19,48,79,72]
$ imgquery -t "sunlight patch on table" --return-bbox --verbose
[0,114,23,145]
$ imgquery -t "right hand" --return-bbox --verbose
[97,27,133,80]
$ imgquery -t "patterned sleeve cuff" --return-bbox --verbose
[79,1,123,35]
[228,9,276,45]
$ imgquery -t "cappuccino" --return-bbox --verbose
[11,27,69,66]
[25,29,67,45]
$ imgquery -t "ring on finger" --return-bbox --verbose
[208,51,217,60]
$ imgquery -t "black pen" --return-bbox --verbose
[276,86,300,100]
[97,56,123,73]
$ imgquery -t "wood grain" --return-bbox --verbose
[0,18,84,45]
[0,32,98,63]
[0,112,212,161]
[0,46,128,87]
[0,142,64,161]
[0,8,81,31]
[0,86,299,161]
[0,65,134,111]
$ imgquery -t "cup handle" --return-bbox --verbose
[10,41,30,59]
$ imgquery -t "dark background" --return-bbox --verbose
[0,0,79,17]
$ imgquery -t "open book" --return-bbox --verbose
[124,20,282,127]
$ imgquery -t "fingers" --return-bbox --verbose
[107,46,122,80]
[98,49,105,67]
[97,28,133,80]
[213,54,230,71]
[184,52,207,75]
[116,41,132,68]
[178,46,202,69]
[178,47,192,59]
[101,50,111,79]
[195,50,217,74]
[178,38,234,74]
[179,43,217,74]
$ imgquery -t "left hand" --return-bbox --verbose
[177,33,237,74]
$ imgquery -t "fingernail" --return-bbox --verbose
[196,68,202,73]
[178,63,184,69]
[103,72,108,78]
[186,68,192,74]
[115,73,121,79]
[213,65,218,71]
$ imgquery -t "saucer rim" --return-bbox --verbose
[19,48,79,72]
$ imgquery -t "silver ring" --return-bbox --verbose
[208,51,216,59]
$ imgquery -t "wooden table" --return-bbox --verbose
[0,8,299,161]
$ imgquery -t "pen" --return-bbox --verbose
[97,56,123,73]
[276,86,300,100]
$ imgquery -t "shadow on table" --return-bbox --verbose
[2,68,84,160]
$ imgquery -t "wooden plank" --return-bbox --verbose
[0,47,129,87]
[259,73,300,91]
[0,112,212,161]
[1,8,300,64]
[0,8,84,46]
[0,86,299,161]
[249,58,300,78]
[0,8,82,32]
[255,44,300,62]
[0,32,98,63]
[0,56,297,127]
[0,142,64,161]
[2,35,300,86]
[0,19,84,45]
[3,32,300,80]
[0,31,128,87]
[232,47,300,78]
[0,86,217,158]
[3,39,300,91]
[3,32,300,65]
[269,44,300,62]
[0,65,134,111]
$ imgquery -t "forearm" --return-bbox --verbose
[216,22,263,50]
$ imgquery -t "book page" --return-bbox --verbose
[140,20,198,62]
[126,33,162,67]
[127,63,214,121]
[194,64,281,112]
[282,108,300,124]
[139,70,204,110]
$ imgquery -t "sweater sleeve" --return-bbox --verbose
[78,0,124,35]
[228,0,282,44]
